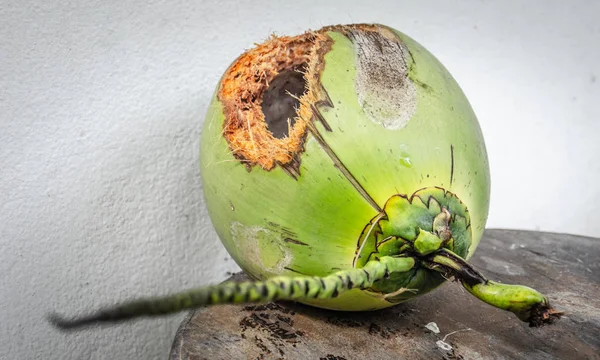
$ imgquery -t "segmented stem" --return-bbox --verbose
[50,256,415,330]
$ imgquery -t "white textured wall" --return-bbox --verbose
[1,1,598,359]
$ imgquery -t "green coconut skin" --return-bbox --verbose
[199,25,490,311]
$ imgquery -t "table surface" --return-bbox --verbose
[169,229,599,360]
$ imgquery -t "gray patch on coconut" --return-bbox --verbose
[350,29,417,130]
[230,221,292,275]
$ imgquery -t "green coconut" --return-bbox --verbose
[50,24,561,330]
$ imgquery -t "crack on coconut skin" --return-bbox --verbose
[217,24,417,174]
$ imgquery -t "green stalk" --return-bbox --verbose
[49,256,415,330]
[427,249,562,327]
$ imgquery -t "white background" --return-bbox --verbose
[1,0,599,359]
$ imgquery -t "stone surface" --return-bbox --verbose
[170,229,600,360]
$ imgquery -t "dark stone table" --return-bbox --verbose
[169,229,600,360]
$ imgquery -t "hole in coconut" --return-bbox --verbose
[218,30,333,170]
[261,64,308,139]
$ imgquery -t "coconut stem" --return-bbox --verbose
[49,256,415,331]
[427,249,562,327]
